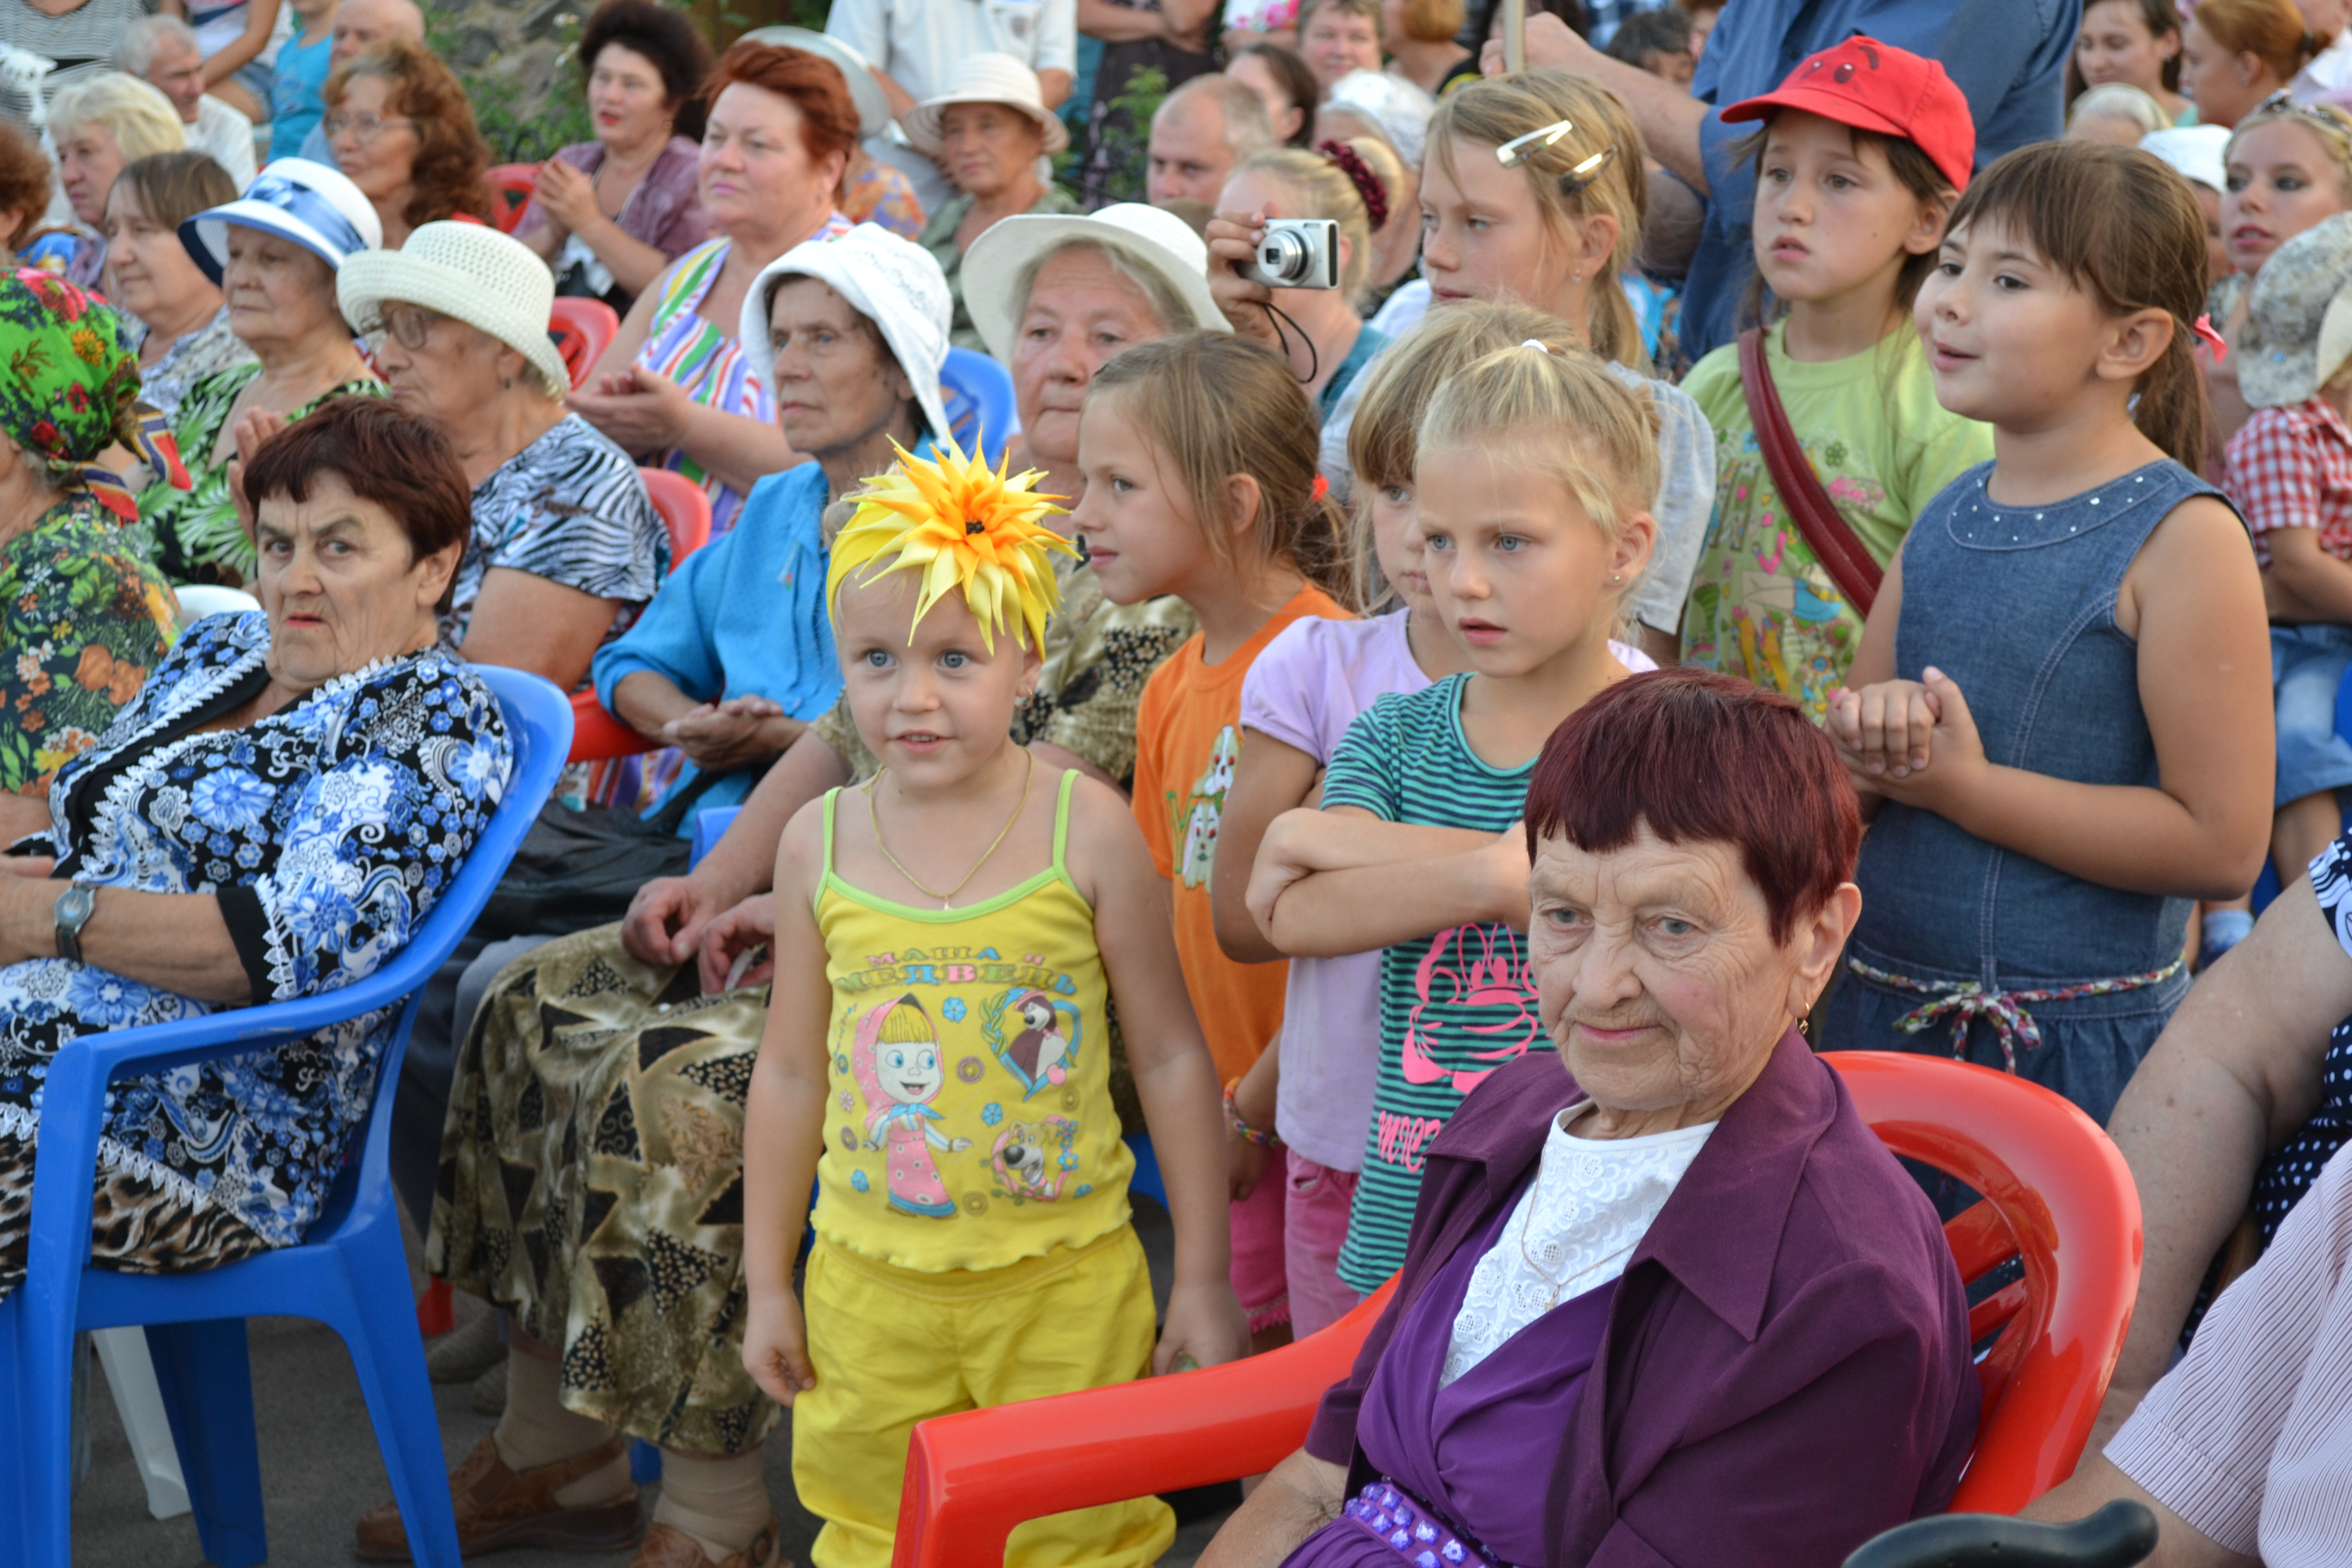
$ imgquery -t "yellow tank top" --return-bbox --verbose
[812,767,1135,1273]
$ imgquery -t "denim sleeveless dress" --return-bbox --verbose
[1822,459,2229,1128]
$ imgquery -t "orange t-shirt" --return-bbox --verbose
[1132,582,1351,1082]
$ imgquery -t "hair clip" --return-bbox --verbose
[1317,139,1389,230]
[1521,338,1550,352]
[1496,118,1577,166]
[1557,144,1618,195]
[2192,313,2228,361]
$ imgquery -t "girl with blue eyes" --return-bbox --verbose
[1244,339,1657,1295]
[1824,139,2273,1137]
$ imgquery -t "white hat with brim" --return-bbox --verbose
[2139,125,2230,194]
[178,157,383,283]
[739,27,894,142]
[901,53,1070,159]
[739,222,955,449]
[1322,69,1436,169]
[336,222,570,400]
[961,203,1230,366]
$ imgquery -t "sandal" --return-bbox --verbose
[353,1432,642,1560]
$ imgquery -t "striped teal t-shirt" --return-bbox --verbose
[1320,674,1553,1293]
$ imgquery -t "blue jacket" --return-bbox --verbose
[591,459,844,823]
[1681,0,2080,360]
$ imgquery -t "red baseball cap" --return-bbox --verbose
[1720,35,1976,193]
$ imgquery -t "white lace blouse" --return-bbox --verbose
[1441,1105,1717,1387]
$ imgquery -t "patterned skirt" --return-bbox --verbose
[429,923,777,1456]
[0,1135,273,1301]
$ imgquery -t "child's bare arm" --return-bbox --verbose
[1251,806,1527,958]
[1070,778,1251,1374]
[2264,528,2352,623]
[1211,728,1324,965]
[740,799,838,1406]
[1862,498,2273,901]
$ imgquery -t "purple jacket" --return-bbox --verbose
[517,138,709,265]
[1305,1031,1979,1566]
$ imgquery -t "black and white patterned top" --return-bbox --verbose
[2253,836,2352,1241]
[446,413,664,655]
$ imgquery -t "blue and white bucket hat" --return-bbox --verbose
[176,157,383,284]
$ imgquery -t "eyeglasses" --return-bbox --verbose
[323,111,411,143]
[1494,117,1620,195]
[379,302,448,350]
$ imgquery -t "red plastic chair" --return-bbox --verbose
[566,469,716,764]
[486,163,539,235]
[549,297,621,390]
[887,1052,2143,1566]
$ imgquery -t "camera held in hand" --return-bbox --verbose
[1241,218,1342,290]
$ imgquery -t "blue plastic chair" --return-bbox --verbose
[941,346,1016,469]
[0,665,572,1568]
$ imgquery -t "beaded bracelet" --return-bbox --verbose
[1223,1077,1281,1148]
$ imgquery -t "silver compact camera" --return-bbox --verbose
[1241,218,1342,289]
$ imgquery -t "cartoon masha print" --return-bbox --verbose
[851,993,972,1218]
[1006,989,1071,1086]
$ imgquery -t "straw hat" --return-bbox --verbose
[901,53,1070,159]
[741,223,954,446]
[2243,213,2352,407]
[336,222,569,399]
[178,157,382,282]
[962,203,1228,365]
[739,27,893,142]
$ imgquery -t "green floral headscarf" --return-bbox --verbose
[0,268,187,522]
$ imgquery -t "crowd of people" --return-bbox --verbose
[14,0,2352,1563]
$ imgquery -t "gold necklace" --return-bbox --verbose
[1517,1202,1640,1311]
[867,750,1035,910]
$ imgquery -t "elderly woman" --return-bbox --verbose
[139,157,383,585]
[323,38,495,249]
[0,392,511,1301]
[1297,0,1383,97]
[1204,671,1978,1568]
[45,73,186,290]
[906,53,1079,351]
[572,40,856,537]
[0,273,181,801]
[514,0,713,313]
[338,222,662,691]
[381,225,953,1568]
[104,151,250,418]
[744,26,925,238]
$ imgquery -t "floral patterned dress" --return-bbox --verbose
[0,491,180,794]
[0,612,513,1298]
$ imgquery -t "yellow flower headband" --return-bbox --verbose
[825,435,1076,654]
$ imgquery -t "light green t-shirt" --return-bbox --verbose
[1679,322,1994,720]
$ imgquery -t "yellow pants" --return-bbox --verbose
[793,1226,1175,1568]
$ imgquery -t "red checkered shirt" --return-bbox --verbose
[2225,396,2352,567]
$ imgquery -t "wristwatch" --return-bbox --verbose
[53,880,94,964]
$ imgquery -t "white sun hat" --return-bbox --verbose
[961,202,1229,366]
[336,222,569,399]
[1322,68,1436,169]
[901,52,1070,159]
[2138,124,2231,194]
[740,222,955,447]
[177,157,382,282]
[739,27,893,142]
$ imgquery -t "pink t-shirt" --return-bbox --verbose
[1239,612,1651,1168]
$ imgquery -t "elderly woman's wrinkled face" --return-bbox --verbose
[590,42,674,151]
[1009,246,1169,470]
[375,301,523,429]
[252,473,457,689]
[222,226,344,353]
[56,122,125,229]
[105,181,215,325]
[701,82,841,238]
[941,102,1045,202]
[327,73,421,205]
[1528,822,1855,1128]
[767,274,914,459]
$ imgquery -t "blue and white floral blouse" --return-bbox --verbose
[0,611,512,1253]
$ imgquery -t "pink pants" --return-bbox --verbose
[1283,1150,1363,1339]
[1230,1168,1290,1333]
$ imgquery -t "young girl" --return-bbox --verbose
[1678,36,1995,720]
[741,444,1246,1568]
[1247,341,1659,1296]
[1828,140,2273,1131]
[1073,331,1351,1347]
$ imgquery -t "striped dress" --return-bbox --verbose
[1319,674,1555,1294]
[634,218,850,536]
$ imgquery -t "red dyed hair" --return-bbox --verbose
[710,40,860,172]
[1524,670,1859,944]
[243,396,473,609]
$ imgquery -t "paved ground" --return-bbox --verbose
[69,1196,1238,1565]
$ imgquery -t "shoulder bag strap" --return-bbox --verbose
[1736,328,1883,618]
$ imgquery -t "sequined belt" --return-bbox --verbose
[1342,1480,1519,1568]
[1845,955,2186,1074]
